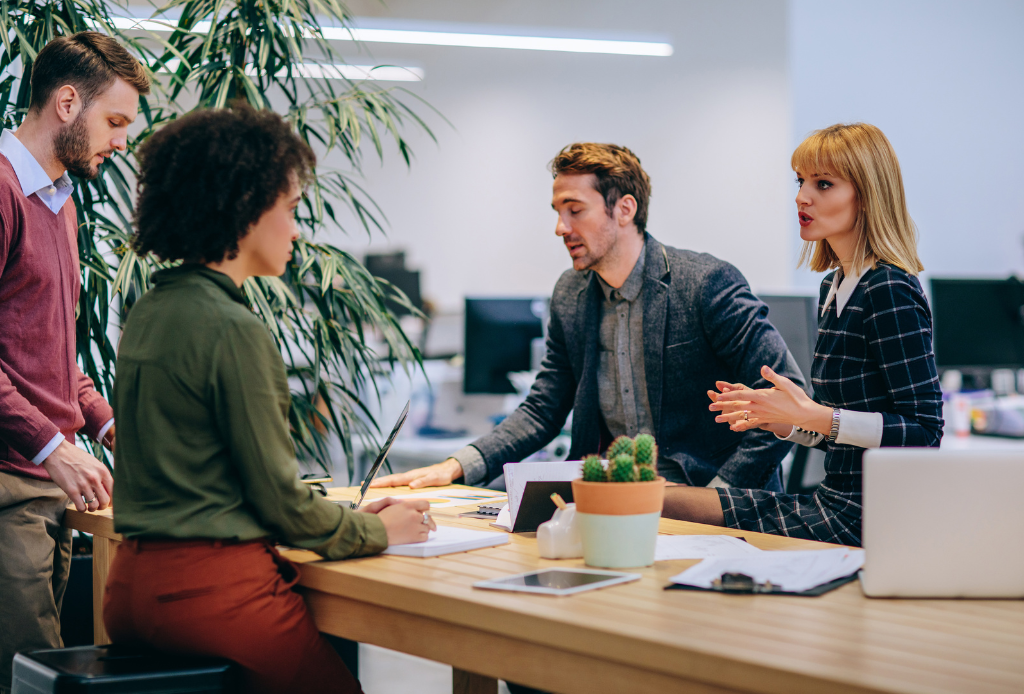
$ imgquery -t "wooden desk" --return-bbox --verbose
[66,486,1024,694]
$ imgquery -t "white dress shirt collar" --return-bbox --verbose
[822,264,870,317]
[0,129,74,215]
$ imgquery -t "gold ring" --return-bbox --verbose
[743,411,749,421]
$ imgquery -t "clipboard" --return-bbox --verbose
[664,571,859,596]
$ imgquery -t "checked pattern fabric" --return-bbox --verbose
[717,263,944,546]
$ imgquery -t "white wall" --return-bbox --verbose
[322,0,792,311]
[789,0,1024,290]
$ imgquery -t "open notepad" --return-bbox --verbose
[382,525,509,558]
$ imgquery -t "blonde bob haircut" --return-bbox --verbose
[792,123,923,276]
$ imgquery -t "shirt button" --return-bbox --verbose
[48,186,56,195]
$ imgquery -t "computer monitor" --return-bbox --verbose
[365,252,422,316]
[930,277,1024,369]
[758,294,819,384]
[464,298,548,394]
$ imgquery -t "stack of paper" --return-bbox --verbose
[382,525,509,557]
[668,548,865,592]
[655,535,763,561]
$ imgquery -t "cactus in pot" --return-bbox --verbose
[606,435,635,460]
[582,455,606,482]
[638,465,657,482]
[610,455,638,482]
[572,434,666,567]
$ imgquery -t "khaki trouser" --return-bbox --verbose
[0,471,71,694]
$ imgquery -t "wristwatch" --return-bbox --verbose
[827,408,841,442]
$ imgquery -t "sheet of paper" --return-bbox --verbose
[375,489,507,508]
[492,505,512,531]
[655,535,763,561]
[503,461,582,528]
[382,525,509,557]
[668,548,865,593]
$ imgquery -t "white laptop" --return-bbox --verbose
[861,448,1024,598]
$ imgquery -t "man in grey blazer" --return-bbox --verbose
[374,143,803,494]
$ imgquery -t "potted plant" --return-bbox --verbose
[571,434,665,568]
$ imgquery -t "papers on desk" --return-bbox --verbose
[382,525,509,557]
[655,535,763,561]
[668,548,865,593]
[374,489,507,508]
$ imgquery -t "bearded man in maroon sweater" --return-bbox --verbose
[0,33,149,692]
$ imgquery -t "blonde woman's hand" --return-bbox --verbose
[709,365,830,436]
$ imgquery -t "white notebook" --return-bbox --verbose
[382,525,509,557]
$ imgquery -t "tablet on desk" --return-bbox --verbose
[474,568,641,596]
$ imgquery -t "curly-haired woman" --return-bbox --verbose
[102,106,433,694]
[663,123,943,546]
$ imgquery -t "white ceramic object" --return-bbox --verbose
[536,503,583,559]
[576,511,661,568]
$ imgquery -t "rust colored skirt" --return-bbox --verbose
[103,537,361,694]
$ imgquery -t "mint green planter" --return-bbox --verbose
[577,511,661,568]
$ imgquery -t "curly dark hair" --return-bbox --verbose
[133,106,315,264]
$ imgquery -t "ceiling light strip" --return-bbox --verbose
[109,17,672,57]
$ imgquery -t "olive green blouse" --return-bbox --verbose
[111,265,387,559]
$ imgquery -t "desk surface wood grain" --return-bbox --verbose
[67,485,1024,694]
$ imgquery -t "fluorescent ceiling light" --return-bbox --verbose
[287,63,423,81]
[109,17,673,57]
[154,57,422,81]
[320,27,673,57]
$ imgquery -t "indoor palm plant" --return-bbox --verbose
[0,0,433,475]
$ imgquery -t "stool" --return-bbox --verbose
[12,644,237,693]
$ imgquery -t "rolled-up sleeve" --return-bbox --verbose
[212,319,387,560]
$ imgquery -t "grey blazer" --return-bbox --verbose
[471,234,804,489]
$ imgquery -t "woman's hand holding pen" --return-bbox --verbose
[708,365,832,436]
[359,497,436,545]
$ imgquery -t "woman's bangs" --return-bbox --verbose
[791,133,851,181]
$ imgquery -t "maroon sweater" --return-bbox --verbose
[0,155,113,481]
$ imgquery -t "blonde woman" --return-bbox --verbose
[663,123,943,546]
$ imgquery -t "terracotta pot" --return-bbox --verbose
[571,478,665,515]
[571,478,666,568]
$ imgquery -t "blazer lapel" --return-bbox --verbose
[642,236,671,434]
[570,272,602,457]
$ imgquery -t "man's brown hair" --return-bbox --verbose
[30,31,150,112]
[550,143,651,233]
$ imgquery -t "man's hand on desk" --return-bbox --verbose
[370,458,464,490]
[42,440,113,512]
[358,496,437,544]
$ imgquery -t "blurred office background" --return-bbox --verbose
[324,0,1024,303]
[307,0,1024,492]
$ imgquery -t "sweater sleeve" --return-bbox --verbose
[212,318,387,559]
[862,272,944,447]
[0,196,62,460]
[76,367,114,441]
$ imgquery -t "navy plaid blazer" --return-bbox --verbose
[717,263,944,546]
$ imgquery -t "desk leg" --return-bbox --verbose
[91,537,119,645]
[453,668,498,694]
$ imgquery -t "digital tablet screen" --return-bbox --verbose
[474,568,641,595]
[500,570,614,589]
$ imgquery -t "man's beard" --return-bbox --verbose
[53,114,104,180]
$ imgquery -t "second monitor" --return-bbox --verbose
[464,297,548,394]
